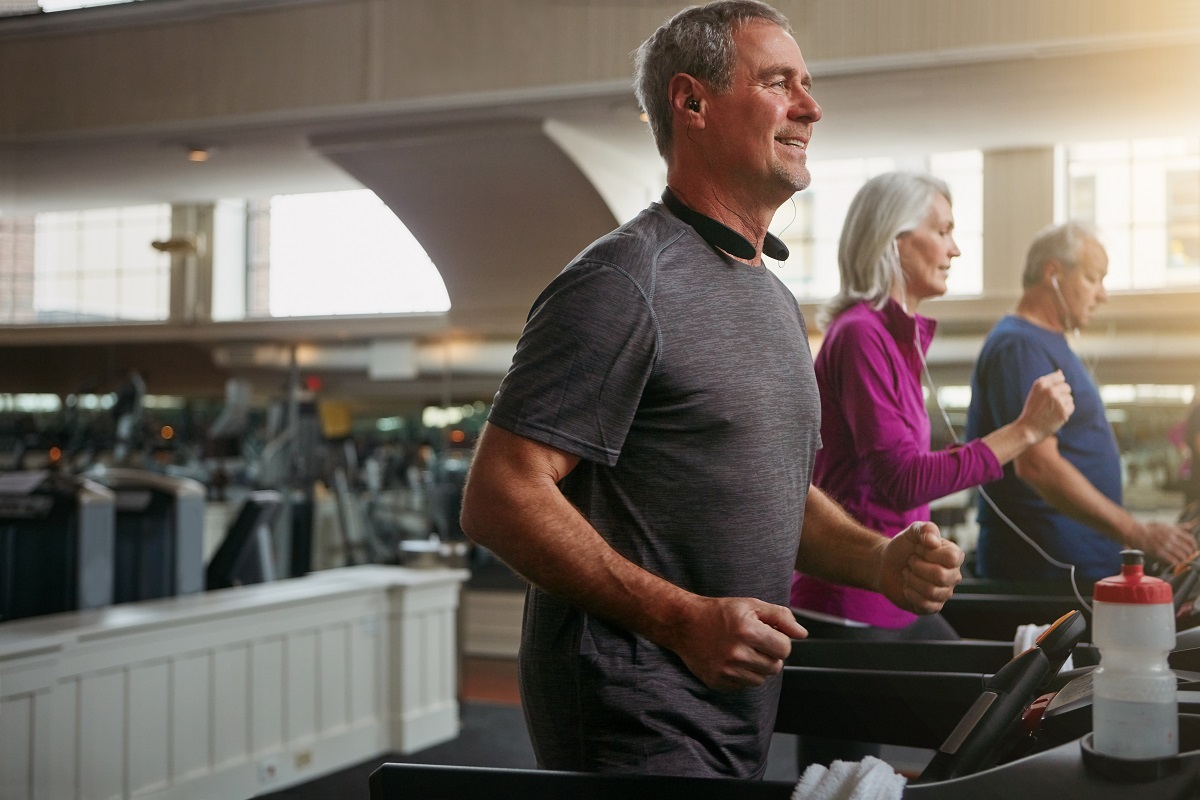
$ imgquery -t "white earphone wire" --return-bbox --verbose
[913,322,1094,613]
[1050,275,1100,379]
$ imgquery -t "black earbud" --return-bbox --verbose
[687,98,700,112]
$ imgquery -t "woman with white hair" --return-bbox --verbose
[789,173,1074,754]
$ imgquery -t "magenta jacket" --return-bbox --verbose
[791,299,1002,628]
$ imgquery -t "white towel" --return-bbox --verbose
[791,755,906,800]
[1013,623,1074,672]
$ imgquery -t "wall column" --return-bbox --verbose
[166,202,215,324]
[982,147,1056,299]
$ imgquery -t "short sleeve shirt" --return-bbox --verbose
[965,315,1123,581]
[488,202,821,777]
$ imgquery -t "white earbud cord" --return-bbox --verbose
[913,322,1094,613]
[1051,277,1098,378]
[766,197,799,270]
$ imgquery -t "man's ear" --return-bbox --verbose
[668,74,705,121]
[1042,259,1062,287]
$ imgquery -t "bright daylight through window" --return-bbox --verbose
[263,190,449,318]
[771,151,984,302]
[0,190,449,324]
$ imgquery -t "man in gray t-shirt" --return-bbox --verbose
[460,0,965,779]
[492,201,820,776]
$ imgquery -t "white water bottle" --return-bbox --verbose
[1091,549,1178,759]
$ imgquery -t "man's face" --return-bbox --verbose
[702,20,822,207]
[1058,238,1110,329]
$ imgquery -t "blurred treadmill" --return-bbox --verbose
[85,466,207,603]
[0,470,115,621]
[939,577,1092,641]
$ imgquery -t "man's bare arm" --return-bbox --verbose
[1014,436,1193,565]
[795,485,963,614]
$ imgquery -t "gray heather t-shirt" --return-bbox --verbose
[488,202,821,778]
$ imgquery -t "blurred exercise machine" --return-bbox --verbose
[0,470,114,621]
[939,577,1092,641]
[205,489,283,590]
[85,466,206,603]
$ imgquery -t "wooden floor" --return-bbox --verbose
[461,655,521,706]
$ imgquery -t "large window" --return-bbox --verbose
[1167,170,1200,276]
[770,152,983,304]
[0,204,172,324]
[0,0,140,15]
[0,216,35,324]
[771,156,894,301]
[930,151,984,298]
[249,190,450,319]
[0,190,450,325]
[1062,138,1200,291]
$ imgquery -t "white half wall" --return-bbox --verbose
[0,564,468,800]
[461,589,524,659]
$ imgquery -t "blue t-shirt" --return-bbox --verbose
[965,315,1123,581]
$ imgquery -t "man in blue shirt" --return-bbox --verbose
[967,222,1194,580]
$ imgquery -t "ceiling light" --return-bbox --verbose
[186,147,210,163]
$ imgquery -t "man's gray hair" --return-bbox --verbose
[633,1,791,158]
[1021,221,1102,289]
[818,172,952,330]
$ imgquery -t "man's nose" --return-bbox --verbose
[793,92,821,123]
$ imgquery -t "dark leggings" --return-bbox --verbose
[794,613,959,769]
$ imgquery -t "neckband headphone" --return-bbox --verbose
[660,188,789,261]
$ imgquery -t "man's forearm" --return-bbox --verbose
[1016,447,1136,543]
[794,486,887,591]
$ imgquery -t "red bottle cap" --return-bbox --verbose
[1021,692,1054,734]
[1093,550,1172,605]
